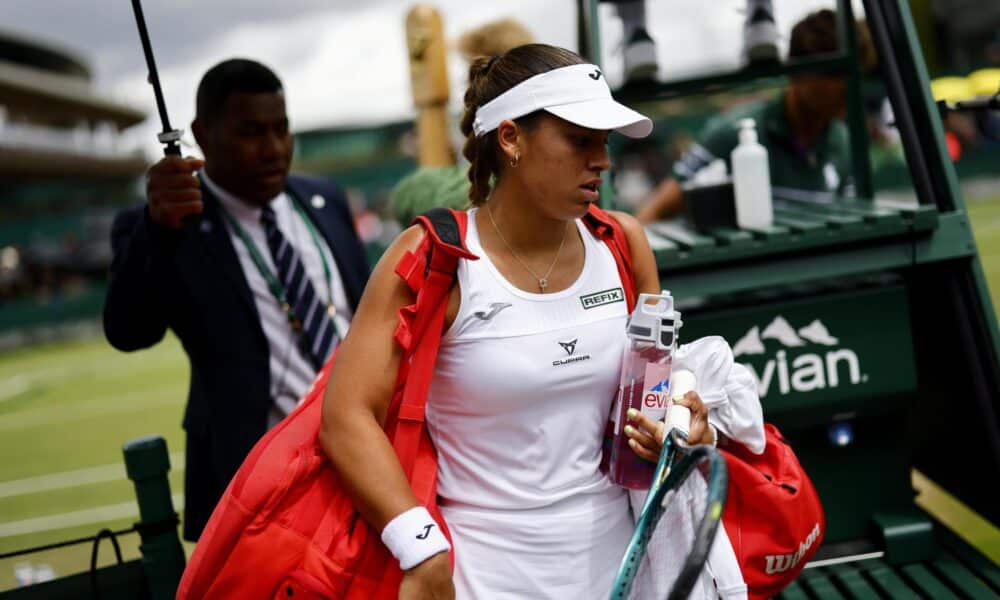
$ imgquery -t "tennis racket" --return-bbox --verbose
[609,379,729,600]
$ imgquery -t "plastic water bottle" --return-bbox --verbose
[731,118,773,229]
[608,291,683,489]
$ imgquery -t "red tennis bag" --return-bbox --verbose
[720,423,826,600]
[176,205,636,599]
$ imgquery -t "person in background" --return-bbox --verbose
[389,164,469,226]
[611,0,782,83]
[455,17,534,62]
[390,18,536,226]
[636,9,876,223]
[103,59,369,541]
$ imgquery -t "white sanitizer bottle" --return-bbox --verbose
[731,118,773,229]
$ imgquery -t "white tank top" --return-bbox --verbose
[426,208,629,511]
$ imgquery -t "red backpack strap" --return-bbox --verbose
[582,204,637,311]
[389,208,477,502]
[392,208,476,351]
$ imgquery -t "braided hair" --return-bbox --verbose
[458,44,584,204]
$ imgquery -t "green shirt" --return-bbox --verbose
[673,94,855,198]
[390,165,471,226]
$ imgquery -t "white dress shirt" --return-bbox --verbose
[203,172,353,428]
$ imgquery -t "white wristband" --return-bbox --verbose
[674,422,718,449]
[380,506,451,570]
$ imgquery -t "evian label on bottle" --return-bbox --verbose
[642,363,672,421]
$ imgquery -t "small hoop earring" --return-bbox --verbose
[510,153,520,168]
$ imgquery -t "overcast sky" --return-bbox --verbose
[4,0,842,159]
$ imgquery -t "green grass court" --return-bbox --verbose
[2,197,1000,589]
[0,335,190,588]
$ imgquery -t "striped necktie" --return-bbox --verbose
[260,205,337,369]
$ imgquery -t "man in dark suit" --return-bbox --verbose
[103,59,370,541]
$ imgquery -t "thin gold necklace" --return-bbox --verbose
[486,205,570,292]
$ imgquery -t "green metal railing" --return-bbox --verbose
[0,437,184,600]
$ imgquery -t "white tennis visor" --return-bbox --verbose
[472,63,653,139]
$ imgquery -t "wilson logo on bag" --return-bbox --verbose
[764,522,821,575]
[721,423,825,600]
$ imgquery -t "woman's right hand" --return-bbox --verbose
[398,552,454,599]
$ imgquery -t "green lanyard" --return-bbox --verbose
[216,194,340,335]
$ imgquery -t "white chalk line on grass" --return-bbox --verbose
[0,453,185,500]
[0,392,183,433]
[0,493,185,539]
[0,376,31,403]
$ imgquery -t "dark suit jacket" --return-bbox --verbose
[103,174,369,540]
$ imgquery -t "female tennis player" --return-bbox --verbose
[319,44,760,599]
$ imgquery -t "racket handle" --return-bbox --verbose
[666,370,697,438]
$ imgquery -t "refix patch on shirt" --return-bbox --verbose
[580,287,625,310]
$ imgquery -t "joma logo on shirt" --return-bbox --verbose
[580,287,624,310]
[473,302,513,321]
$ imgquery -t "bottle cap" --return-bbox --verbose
[738,118,758,144]
[628,291,683,350]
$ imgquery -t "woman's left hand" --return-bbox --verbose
[625,391,716,462]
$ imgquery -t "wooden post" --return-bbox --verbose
[406,5,455,166]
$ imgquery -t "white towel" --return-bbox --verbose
[627,336,763,599]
